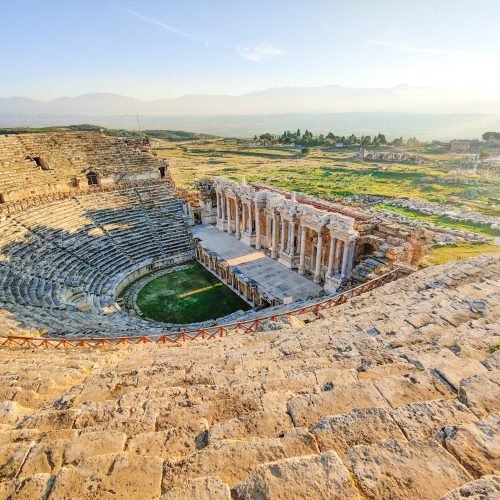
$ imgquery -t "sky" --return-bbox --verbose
[0,0,499,100]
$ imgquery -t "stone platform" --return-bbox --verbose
[193,225,323,302]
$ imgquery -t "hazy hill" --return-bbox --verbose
[0,124,218,141]
[1,85,499,140]
[1,85,499,116]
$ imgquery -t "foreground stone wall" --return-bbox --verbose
[0,254,498,498]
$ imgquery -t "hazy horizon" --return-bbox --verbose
[2,83,499,103]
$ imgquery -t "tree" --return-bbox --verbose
[376,133,387,145]
[482,131,500,141]
[259,133,275,145]
[392,136,405,147]
[301,147,310,155]
[361,135,372,147]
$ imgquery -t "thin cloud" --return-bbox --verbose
[367,39,480,56]
[126,8,205,43]
[237,42,283,63]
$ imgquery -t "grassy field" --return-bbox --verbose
[158,139,500,266]
[423,243,500,266]
[136,261,250,323]
[158,140,500,217]
[375,203,500,238]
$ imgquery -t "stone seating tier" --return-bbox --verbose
[0,184,193,335]
[0,255,498,498]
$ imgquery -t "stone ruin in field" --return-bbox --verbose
[0,132,498,498]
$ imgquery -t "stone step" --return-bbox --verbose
[346,438,473,500]
[162,429,319,490]
[233,451,361,499]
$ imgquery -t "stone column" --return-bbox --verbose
[221,193,226,222]
[298,225,307,274]
[280,218,286,254]
[271,214,278,259]
[314,230,323,283]
[235,197,241,239]
[327,237,336,276]
[341,239,350,277]
[334,239,342,274]
[347,239,357,276]
[242,202,247,233]
[288,220,296,255]
[255,204,261,249]
[247,202,253,233]
[266,217,272,249]
[226,196,232,234]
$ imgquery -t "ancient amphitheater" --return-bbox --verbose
[0,132,498,499]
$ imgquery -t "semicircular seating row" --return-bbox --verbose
[0,184,194,337]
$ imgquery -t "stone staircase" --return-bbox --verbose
[0,255,498,498]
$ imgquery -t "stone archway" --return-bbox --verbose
[355,235,383,264]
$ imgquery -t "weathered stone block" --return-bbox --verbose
[287,381,390,427]
[233,451,361,499]
[348,439,472,500]
[311,408,406,458]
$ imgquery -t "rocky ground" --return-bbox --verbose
[344,194,497,245]
[0,254,498,499]
[374,208,490,245]
[388,198,499,230]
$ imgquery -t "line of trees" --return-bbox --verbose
[254,129,420,147]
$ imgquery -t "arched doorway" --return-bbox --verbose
[193,210,202,225]
[359,242,375,258]
[354,236,382,264]
[86,172,99,186]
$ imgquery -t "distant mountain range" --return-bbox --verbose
[1,85,499,115]
[1,85,499,139]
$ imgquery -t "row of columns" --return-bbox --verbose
[216,189,357,284]
[196,244,269,306]
[216,190,255,240]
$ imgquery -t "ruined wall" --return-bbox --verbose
[355,218,433,267]
[198,178,433,274]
